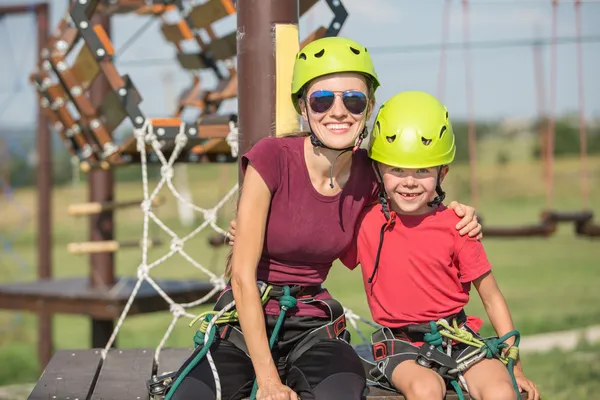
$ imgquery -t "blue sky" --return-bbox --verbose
[0,0,599,129]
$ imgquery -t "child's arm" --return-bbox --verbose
[472,272,521,366]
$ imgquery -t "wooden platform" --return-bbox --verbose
[0,276,217,319]
[27,346,528,399]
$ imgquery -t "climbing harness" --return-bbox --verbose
[360,310,521,400]
[149,282,348,400]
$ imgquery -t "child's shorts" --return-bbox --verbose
[369,311,483,384]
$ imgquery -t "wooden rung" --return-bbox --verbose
[300,26,328,48]
[68,196,165,216]
[176,52,208,70]
[204,31,237,61]
[188,0,236,30]
[191,138,231,155]
[299,0,319,16]
[67,238,163,254]
[71,45,101,91]
[160,20,194,43]
[136,4,176,15]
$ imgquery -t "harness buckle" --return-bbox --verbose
[147,371,177,397]
[415,344,458,379]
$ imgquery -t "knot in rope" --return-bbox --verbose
[160,165,174,180]
[193,315,217,348]
[174,132,188,148]
[169,303,185,318]
[278,294,297,311]
[170,238,184,252]
[136,263,149,280]
[140,199,153,213]
[210,276,227,290]
[482,338,507,359]
[506,346,519,361]
[204,209,217,224]
[423,321,444,347]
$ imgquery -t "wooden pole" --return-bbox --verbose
[35,2,53,370]
[88,11,116,349]
[236,0,301,183]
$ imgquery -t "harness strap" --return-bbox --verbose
[284,297,348,365]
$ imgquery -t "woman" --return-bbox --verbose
[169,36,482,400]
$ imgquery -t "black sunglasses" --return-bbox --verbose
[308,90,368,115]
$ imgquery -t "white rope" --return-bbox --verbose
[101,119,237,363]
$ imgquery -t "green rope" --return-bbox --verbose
[422,322,521,400]
[423,322,465,400]
[249,286,297,400]
[164,315,217,400]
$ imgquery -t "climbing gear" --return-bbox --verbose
[291,36,380,114]
[154,282,348,400]
[369,91,456,170]
[308,90,368,115]
[361,311,521,400]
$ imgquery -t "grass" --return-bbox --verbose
[0,151,599,396]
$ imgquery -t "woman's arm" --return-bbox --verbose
[447,201,482,239]
[230,165,280,388]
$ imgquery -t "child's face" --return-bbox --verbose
[378,163,447,215]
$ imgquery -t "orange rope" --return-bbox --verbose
[574,0,590,209]
[545,0,559,210]
[462,0,479,208]
[437,0,452,102]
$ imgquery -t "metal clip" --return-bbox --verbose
[147,371,177,397]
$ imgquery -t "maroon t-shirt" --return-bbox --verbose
[240,136,378,318]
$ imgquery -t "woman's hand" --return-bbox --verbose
[226,218,236,246]
[257,381,299,400]
[447,201,482,239]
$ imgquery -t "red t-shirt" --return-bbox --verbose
[240,136,378,317]
[341,203,491,328]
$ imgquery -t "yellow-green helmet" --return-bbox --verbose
[291,36,380,114]
[369,91,456,169]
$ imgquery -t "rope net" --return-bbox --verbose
[101,119,239,362]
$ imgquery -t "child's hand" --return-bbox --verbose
[514,370,541,400]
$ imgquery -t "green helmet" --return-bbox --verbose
[369,91,456,168]
[291,36,380,113]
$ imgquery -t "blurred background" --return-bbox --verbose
[0,0,598,399]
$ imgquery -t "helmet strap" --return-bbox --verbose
[427,166,446,208]
[304,108,368,189]
[368,163,396,284]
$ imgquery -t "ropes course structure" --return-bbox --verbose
[0,0,597,399]
[445,0,600,239]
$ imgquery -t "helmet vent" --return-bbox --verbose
[298,53,307,60]
[314,49,325,58]
[365,47,368,52]
[349,46,361,55]
[386,135,396,143]
[439,126,447,138]
[421,137,432,146]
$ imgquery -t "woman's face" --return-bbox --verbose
[299,72,373,150]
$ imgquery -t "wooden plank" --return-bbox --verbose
[28,349,102,400]
[71,44,100,91]
[0,277,217,319]
[205,31,237,61]
[91,348,155,400]
[188,0,236,30]
[156,348,193,375]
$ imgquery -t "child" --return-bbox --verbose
[341,91,540,400]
